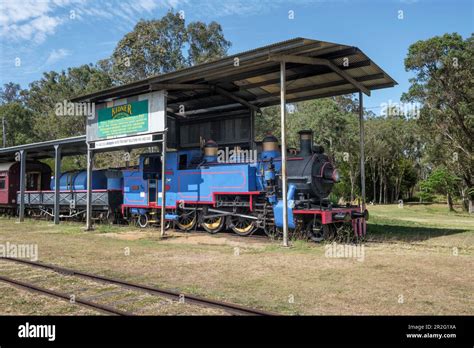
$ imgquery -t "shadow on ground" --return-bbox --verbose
[367,223,471,243]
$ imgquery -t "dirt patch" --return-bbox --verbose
[99,229,271,250]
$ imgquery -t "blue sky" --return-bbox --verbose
[0,0,472,113]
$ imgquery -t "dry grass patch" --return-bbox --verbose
[0,204,472,315]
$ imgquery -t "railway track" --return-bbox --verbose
[0,257,276,316]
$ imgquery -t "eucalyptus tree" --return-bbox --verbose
[99,11,231,84]
[402,33,473,212]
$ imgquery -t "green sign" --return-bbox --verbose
[98,100,148,138]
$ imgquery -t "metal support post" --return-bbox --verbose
[54,145,61,225]
[18,150,26,222]
[359,91,366,212]
[160,91,168,238]
[280,61,289,247]
[160,134,167,238]
[85,144,94,231]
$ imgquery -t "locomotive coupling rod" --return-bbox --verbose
[202,213,229,219]
[207,208,259,220]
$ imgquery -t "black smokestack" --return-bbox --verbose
[298,130,313,156]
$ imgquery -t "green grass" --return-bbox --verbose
[366,204,473,248]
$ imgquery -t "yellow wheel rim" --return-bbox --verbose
[233,224,253,234]
[177,211,196,230]
[203,217,222,230]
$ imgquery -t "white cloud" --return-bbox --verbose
[45,48,71,65]
[0,0,64,44]
[0,0,322,45]
[0,0,184,44]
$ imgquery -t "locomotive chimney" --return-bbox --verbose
[203,139,218,163]
[298,130,313,156]
[262,134,279,152]
[261,134,280,160]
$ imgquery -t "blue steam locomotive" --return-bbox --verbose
[9,130,368,242]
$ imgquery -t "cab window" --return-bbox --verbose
[143,156,161,180]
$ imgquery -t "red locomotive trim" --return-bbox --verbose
[121,191,262,214]
[176,201,213,205]
[315,161,328,178]
[212,191,261,212]
[212,191,261,195]
[17,189,121,193]
[293,207,364,225]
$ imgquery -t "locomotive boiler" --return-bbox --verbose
[285,130,339,203]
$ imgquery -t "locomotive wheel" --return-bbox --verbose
[229,209,256,236]
[264,224,281,239]
[175,209,197,231]
[305,219,332,243]
[137,214,149,228]
[201,216,225,234]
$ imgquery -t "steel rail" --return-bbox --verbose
[0,274,129,316]
[0,257,276,316]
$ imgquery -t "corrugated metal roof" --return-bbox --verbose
[72,37,397,118]
[0,136,87,163]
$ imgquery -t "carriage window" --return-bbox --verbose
[0,179,5,190]
[26,172,41,191]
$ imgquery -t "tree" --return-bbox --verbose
[0,102,34,147]
[100,11,231,84]
[0,82,23,104]
[0,83,30,147]
[420,168,460,211]
[402,33,473,212]
[187,21,231,65]
[25,64,112,141]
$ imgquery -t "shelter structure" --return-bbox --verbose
[6,38,396,245]
[0,136,87,224]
